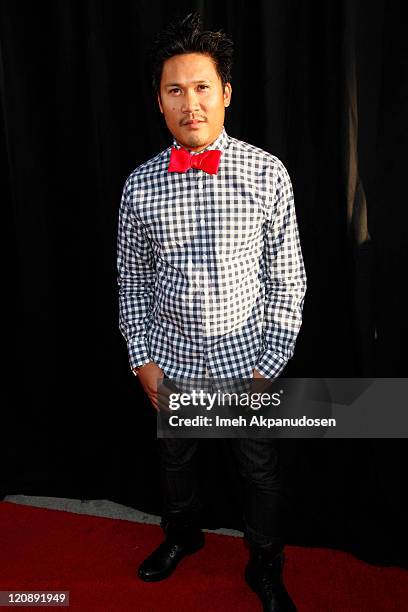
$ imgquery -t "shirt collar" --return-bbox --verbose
[172,126,229,155]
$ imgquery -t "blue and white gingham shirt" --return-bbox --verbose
[117,127,307,379]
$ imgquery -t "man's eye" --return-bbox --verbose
[198,84,209,90]
[169,88,180,94]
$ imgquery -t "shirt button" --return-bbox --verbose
[199,218,205,225]
[202,255,207,261]
[197,181,203,190]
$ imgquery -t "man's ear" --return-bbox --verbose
[223,82,232,108]
[157,92,164,114]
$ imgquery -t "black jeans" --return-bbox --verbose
[157,437,287,553]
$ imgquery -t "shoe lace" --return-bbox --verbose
[168,544,179,559]
[257,556,283,598]
[260,572,279,597]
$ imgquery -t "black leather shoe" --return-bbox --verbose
[138,526,204,582]
[245,549,297,612]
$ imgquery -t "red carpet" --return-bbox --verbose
[0,501,407,611]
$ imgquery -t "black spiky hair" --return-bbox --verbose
[150,12,234,93]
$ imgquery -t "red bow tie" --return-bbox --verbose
[168,147,222,175]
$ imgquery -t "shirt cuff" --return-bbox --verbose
[128,340,151,371]
[255,348,288,379]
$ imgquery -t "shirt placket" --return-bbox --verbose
[194,167,211,378]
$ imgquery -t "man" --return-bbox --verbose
[117,13,306,612]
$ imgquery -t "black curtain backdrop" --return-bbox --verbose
[1,0,407,567]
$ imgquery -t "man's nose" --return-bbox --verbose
[181,89,200,113]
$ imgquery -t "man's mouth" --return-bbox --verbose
[182,119,206,126]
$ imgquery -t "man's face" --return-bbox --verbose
[157,52,232,152]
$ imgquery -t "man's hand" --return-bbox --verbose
[137,362,165,411]
[252,367,272,394]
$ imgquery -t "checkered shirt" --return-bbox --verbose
[117,127,307,379]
